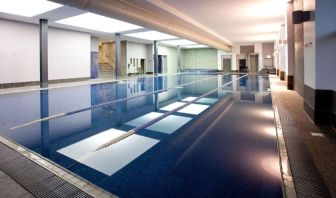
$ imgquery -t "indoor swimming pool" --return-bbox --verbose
[0,73,283,197]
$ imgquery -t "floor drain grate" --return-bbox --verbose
[0,143,92,198]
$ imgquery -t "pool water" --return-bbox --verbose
[0,73,282,197]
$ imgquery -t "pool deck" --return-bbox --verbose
[0,73,176,96]
[270,76,335,198]
[0,74,335,197]
[0,136,116,198]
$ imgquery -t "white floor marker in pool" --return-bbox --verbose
[182,97,218,104]
[125,112,192,134]
[160,102,209,115]
[57,128,159,176]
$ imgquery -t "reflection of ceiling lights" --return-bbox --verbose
[56,13,142,33]
[263,127,276,136]
[0,0,62,17]
[160,39,197,46]
[258,109,274,119]
[126,31,177,41]
[182,44,209,49]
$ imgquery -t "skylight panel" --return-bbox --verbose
[0,0,63,17]
[57,13,142,33]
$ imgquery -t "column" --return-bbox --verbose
[39,19,48,88]
[279,24,286,81]
[293,0,304,96]
[115,33,121,78]
[286,1,295,89]
[153,40,159,75]
[177,45,181,72]
[303,0,336,126]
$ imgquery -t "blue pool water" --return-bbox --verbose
[0,73,282,197]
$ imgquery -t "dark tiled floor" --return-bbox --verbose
[271,77,336,197]
[0,142,93,198]
[0,170,35,198]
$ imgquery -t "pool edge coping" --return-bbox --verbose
[0,134,118,198]
[270,77,297,198]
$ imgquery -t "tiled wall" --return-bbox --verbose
[90,52,99,79]
[0,77,90,89]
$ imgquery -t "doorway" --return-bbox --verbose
[158,55,167,74]
[140,59,145,74]
[223,58,231,72]
[249,54,258,73]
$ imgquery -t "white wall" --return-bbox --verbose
[49,28,90,80]
[126,41,148,73]
[0,19,91,84]
[0,19,39,83]
[254,43,263,71]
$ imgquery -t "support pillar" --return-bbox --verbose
[115,33,121,78]
[90,37,99,79]
[279,24,286,81]
[303,0,336,126]
[293,0,304,96]
[177,45,181,72]
[39,19,48,88]
[286,1,295,90]
[153,40,159,75]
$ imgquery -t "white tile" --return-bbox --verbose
[125,112,163,127]
[58,129,126,159]
[182,97,218,104]
[160,102,209,115]
[58,128,159,176]
[126,112,192,134]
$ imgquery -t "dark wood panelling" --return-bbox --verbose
[280,71,286,81]
[287,75,294,90]
[304,84,333,124]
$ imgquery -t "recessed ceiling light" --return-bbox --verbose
[56,13,142,33]
[160,39,197,46]
[126,30,177,41]
[0,0,62,17]
[182,44,209,49]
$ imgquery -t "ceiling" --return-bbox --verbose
[0,0,286,48]
[147,0,286,44]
